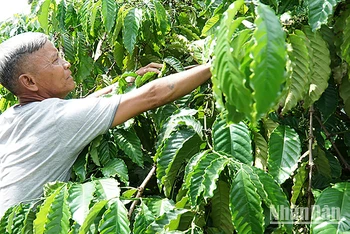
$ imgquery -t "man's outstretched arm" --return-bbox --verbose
[111,64,211,127]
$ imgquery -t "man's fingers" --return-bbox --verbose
[145,62,163,68]
[136,62,163,75]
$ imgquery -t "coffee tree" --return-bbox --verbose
[1,0,350,233]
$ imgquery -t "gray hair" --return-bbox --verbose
[0,32,48,95]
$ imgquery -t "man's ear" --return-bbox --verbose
[18,74,39,92]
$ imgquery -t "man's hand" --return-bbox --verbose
[87,63,163,98]
[135,62,163,76]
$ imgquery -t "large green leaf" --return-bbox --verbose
[212,0,253,120]
[316,83,338,121]
[291,162,308,205]
[253,131,268,171]
[114,129,143,167]
[230,168,264,234]
[123,7,142,54]
[210,180,235,234]
[100,157,129,184]
[93,178,121,201]
[268,125,301,184]
[67,182,95,225]
[98,198,130,233]
[3,204,32,234]
[101,0,117,32]
[153,0,170,35]
[186,152,228,207]
[303,26,331,108]
[306,0,343,31]
[38,0,51,34]
[231,162,293,232]
[79,200,108,234]
[145,198,175,217]
[133,201,155,234]
[282,30,311,113]
[212,116,253,165]
[250,3,287,122]
[339,75,350,117]
[44,186,71,234]
[156,129,202,197]
[201,13,221,36]
[33,186,63,234]
[311,182,350,233]
[145,209,188,233]
[156,109,202,148]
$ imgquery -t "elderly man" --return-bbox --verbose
[0,32,211,217]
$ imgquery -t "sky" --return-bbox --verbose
[0,0,31,22]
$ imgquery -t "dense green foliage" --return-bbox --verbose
[2,0,350,233]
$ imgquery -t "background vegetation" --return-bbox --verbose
[1,0,350,233]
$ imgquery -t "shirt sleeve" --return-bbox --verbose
[53,95,121,155]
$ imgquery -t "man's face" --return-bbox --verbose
[27,40,75,98]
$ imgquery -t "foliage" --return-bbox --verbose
[2,0,350,233]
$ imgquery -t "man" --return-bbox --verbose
[0,32,211,217]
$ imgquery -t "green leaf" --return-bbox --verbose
[56,0,66,31]
[67,182,95,225]
[114,129,143,167]
[72,153,88,182]
[183,150,209,188]
[311,182,350,233]
[101,0,117,32]
[210,180,235,234]
[145,209,188,233]
[164,56,184,72]
[98,198,130,234]
[113,41,125,69]
[156,129,203,197]
[230,168,264,234]
[303,26,331,108]
[282,30,311,113]
[306,0,343,31]
[186,152,227,207]
[61,33,75,62]
[201,13,221,37]
[89,0,101,37]
[212,0,253,120]
[156,109,202,148]
[248,166,293,233]
[38,0,51,34]
[340,75,350,117]
[316,83,338,121]
[146,198,175,217]
[253,131,268,171]
[314,146,332,179]
[212,116,253,165]
[153,0,170,35]
[93,178,121,201]
[202,154,230,201]
[133,201,155,234]
[79,200,108,234]
[7,204,32,234]
[123,8,142,54]
[44,186,71,234]
[268,125,301,184]
[33,185,63,234]
[250,3,287,122]
[89,135,103,167]
[21,204,36,234]
[101,158,129,184]
[291,162,308,205]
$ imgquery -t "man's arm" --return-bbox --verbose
[111,64,211,127]
[87,63,163,98]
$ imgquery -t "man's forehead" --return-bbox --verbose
[30,41,58,59]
